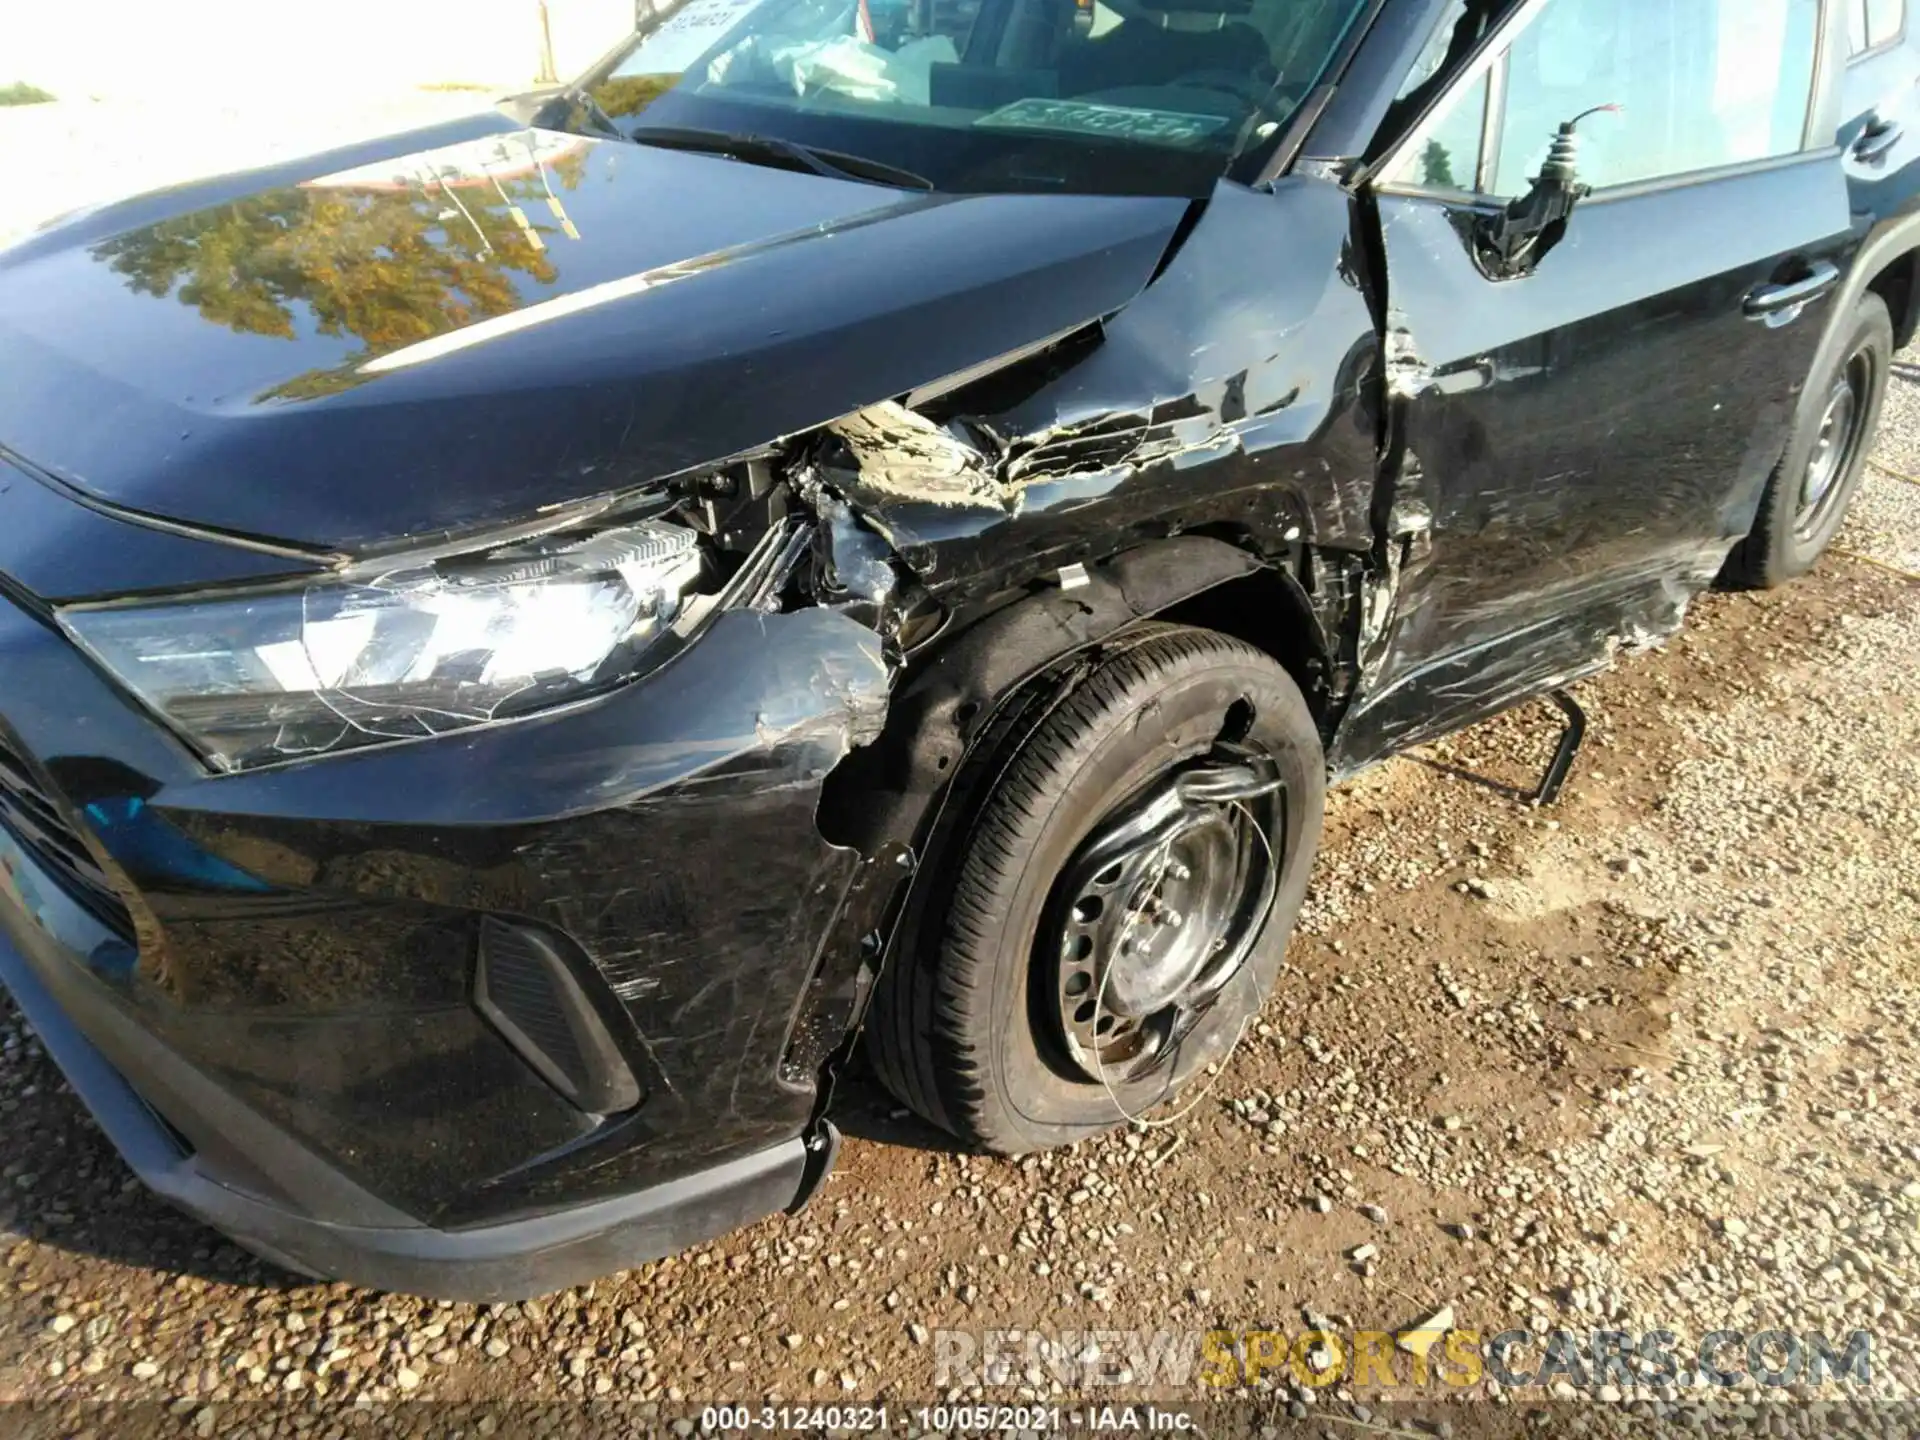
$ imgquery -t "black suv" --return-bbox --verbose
[0,0,1911,1298]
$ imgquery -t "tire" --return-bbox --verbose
[864,624,1325,1154]
[1726,291,1892,588]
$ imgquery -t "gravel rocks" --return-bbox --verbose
[1398,1307,1457,1357]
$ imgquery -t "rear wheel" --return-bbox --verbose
[864,624,1324,1154]
[1727,291,1891,588]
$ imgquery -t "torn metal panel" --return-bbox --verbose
[826,404,1005,510]
[1382,310,1436,399]
[3,0,1909,1301]
[813,178,1383,609]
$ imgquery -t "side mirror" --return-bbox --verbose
[1474,104,1620,281]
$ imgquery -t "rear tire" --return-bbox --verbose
[864,624,1324,1154]
[1726,291,1891,588]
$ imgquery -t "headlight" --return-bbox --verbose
[60,519,704,773]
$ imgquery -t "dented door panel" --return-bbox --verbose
[1333,154,1854,771]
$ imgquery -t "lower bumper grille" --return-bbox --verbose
[0,732,133,936]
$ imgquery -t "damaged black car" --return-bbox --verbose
[0,0,1912,1299]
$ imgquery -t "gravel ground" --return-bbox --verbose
[0,113,1917,1434]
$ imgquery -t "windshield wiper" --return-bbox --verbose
[626,125,933,192]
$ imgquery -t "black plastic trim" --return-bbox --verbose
[474,916,644,1116]
[0,926,825,1301]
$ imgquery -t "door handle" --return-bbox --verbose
[1745,262,1842,320]
[1855,116,1904,164]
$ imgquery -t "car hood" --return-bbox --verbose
[0,115,1189,551]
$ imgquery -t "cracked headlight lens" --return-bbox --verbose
[60,520,703,772]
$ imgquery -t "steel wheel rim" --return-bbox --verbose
[1798,352,1871,536]
[1043,750,1284,1084]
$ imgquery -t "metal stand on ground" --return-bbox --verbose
[1532,689,1587,807]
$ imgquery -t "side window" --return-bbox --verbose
[1386,0,1489,191]
[1848,0,1906,56]
[1868,0,1907,48]
[1415,74,1491,190]
[1493,0,1823,194]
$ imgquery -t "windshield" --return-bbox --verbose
[573,0,1375,195]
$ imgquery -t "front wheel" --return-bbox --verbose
[1726,290,1892,588]
[865,624,1325,1154]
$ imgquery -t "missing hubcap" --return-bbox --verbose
[1045,752,1284,1084]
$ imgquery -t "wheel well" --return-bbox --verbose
[817,538,1331,856]
[815,542,1339,1076]
[1867,250,1920,351]
[1153,565,1336,734]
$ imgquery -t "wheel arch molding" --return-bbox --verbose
[1826,213,1920,394]
[1864,243,1920,351]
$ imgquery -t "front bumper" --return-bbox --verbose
[0,588,890,1297]
[0,889,825,1299]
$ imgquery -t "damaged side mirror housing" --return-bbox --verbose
[1473,104,1619,281]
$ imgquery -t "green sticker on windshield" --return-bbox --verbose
[975,98,1230,145]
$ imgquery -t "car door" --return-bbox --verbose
[1843,0,1918,133]
[1335,0,1856,768]
[1841,0,1920,181]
